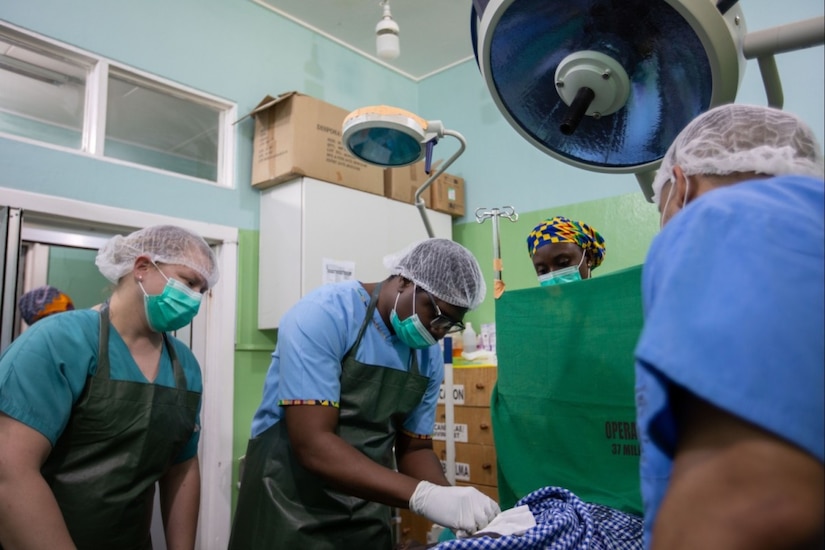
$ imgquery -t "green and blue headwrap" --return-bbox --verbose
[526,216,606,268]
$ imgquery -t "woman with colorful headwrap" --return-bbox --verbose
[17,285,75,326]
[526,216,606,286]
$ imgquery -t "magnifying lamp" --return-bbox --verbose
[471,0,824,201]
[342,105,467,237]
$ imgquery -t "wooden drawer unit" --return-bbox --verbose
[449,366,497,407]
[397,508,432,546]
[432,440,498,487]
[435,404,494,446]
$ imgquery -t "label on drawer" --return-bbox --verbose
[432,422,468,443]
[438,384,465,404]
[440,460,471,482]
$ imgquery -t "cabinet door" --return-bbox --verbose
[258,177,453,329]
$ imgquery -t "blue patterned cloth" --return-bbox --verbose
[434,487,642,550]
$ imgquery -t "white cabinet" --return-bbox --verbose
[258,177,453,329]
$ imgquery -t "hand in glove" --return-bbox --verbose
[409,480,501,534]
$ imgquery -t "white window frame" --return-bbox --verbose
[0,21,236,189]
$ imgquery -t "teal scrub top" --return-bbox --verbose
[0,309,203,462]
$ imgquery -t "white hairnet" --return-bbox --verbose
[652,104,824,205]
[385,238,486,310]
[96,225,219,288]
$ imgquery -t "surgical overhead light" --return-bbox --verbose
[470,0,824,201]
[342,105,466,237]
[376,0,400,60]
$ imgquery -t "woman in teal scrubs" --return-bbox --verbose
[0,224,219,550]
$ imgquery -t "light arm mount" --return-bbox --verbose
[742,15,824,108]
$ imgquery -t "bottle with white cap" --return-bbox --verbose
[462,322,477,354]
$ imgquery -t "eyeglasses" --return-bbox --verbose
[421,288,465,334]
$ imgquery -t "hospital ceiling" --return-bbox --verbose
[253,0,475,81]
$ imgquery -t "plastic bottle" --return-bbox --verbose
[462,322,477,354]
[452,331,463,359]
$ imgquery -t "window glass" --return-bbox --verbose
[105,69,221,181]
[0,29,89,149]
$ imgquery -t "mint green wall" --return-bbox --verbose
[0,0,418,230]
[3,1,821,230]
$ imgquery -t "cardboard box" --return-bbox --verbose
[383,161,432,205]
[246,92,384,195]
[430,173,465,217]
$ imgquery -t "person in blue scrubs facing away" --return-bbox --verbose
[229,238,500,550]
[635,104,824,549]
[526,216,606,286]
[0,224,219,550]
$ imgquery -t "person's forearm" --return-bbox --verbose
[654,396,825,549]
[397,446,450,487]
[0,472,76,549]
[297,432,420,508]
[160,457,200,550]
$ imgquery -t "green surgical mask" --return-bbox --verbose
[390,286,437,349]
[538,266,582,286]
[537,252,588,287]
[139,267,202,332]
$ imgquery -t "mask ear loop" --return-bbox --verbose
[660,178,675,230]
[577,249,591,278]
[659,173,692,229]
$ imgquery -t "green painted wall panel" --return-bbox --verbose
[232,229,277,512]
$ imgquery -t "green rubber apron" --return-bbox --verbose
[229,283,431,550]
[40,305,200,550]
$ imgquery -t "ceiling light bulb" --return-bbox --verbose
[376,2,400,60]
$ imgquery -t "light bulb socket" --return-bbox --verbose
[376,33,400,60]
[375,2,400,60]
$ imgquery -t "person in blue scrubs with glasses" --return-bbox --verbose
[0,224,218,549]
[635,103,824,549]
[230,238,500,550]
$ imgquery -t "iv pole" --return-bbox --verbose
[475,206,519,299]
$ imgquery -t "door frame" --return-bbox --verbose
[1,186,237,549]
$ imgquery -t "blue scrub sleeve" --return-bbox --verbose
[0,312,98,444]
[276,297,351,404]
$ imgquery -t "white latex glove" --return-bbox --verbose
[409,480,501,534]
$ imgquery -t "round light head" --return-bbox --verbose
[471,0,747,174]
[342,106,430,167]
